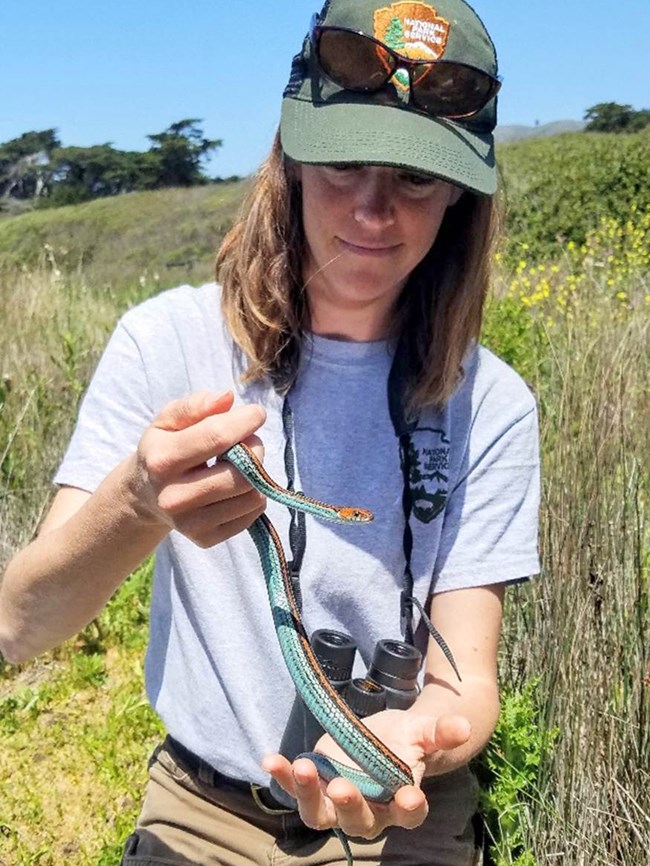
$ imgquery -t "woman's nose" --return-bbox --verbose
[352,170,395,228]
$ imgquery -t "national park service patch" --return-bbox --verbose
[374,2,450,92]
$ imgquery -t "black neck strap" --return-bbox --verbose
[387,343,462,681]
[387,343,420,646]
[281,393,305,611]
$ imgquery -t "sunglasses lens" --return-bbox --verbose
[317,29,394,92]
[412,63,497,117]
[314,27,497,119]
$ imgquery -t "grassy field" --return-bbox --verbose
[1,133,649,865]
[0,180,248,292]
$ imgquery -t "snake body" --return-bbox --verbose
[222,442,414,801]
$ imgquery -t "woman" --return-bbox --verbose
[0,0,540,864]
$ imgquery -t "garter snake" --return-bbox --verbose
[221,441,458,862]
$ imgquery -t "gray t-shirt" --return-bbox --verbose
[55,283,540,785]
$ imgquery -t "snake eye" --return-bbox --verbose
[339,507,374,523]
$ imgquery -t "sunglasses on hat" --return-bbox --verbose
[310,14,501,120]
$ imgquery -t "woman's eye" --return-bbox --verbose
[401,171,437,187]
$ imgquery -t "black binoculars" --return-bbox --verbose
[269,629,422,806]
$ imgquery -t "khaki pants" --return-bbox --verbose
[120,738,482,866]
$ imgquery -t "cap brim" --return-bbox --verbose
[281,96,496,195]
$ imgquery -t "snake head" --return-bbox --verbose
[338,507,374,523]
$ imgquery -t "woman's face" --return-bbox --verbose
[296,163,462,340]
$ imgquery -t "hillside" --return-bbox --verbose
[496,127,650,262]
[0,128,648,287]
[0,181,249,293]
[495,120,585,143]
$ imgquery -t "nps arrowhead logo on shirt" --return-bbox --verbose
[405,426,450,524]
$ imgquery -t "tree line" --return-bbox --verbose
[584,102,650,134]
[2,105,647,211]
[0,119,232,208]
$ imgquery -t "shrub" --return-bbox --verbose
[498,129,650,265]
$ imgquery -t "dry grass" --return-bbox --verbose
[492,273,650,864]
[0,232,648,864]
[0,262,124,562]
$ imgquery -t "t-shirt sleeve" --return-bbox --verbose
[432,404,541,591]
[54,319,154,493]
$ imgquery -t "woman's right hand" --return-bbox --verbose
[131,390,267,547]
[1,390,264,664]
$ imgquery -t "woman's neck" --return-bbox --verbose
[308,296,393,342]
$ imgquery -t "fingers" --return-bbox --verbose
[261,754,295,796]
[155,436,265,514]
[171,489,267,548]
[263,755,428,839]
[431,714,472,752]
[264,714,471,838]
[392,784,429,828]
[146,397,266,478]
[171,408,266,474]
[294,758,338,831]
[325,775,382,837]
[326,777,427,837]
[131,390,268,542]
[264,755,337,830]
[407,713,471,761]
[153,390,234,432]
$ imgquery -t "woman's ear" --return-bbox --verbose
[448,183,463,207]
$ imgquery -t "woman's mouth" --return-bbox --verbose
[337,238,400,257]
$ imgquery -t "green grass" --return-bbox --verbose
[0,180,249,293]
[0,561,163,866]
[1,131,649,865]
[480,244,649,864]
[1,129,648,287]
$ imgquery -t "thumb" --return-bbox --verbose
[418,714,471,756]
[153,390,234,432]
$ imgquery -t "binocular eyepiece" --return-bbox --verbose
[309,628,423,713]
[311,629,422,717]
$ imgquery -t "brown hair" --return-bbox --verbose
[217,131,499,410]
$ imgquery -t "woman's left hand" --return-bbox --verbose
[262,710,470,839]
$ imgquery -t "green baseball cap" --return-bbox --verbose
[280,0,500,194]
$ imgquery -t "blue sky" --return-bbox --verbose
[1,0,648,178]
